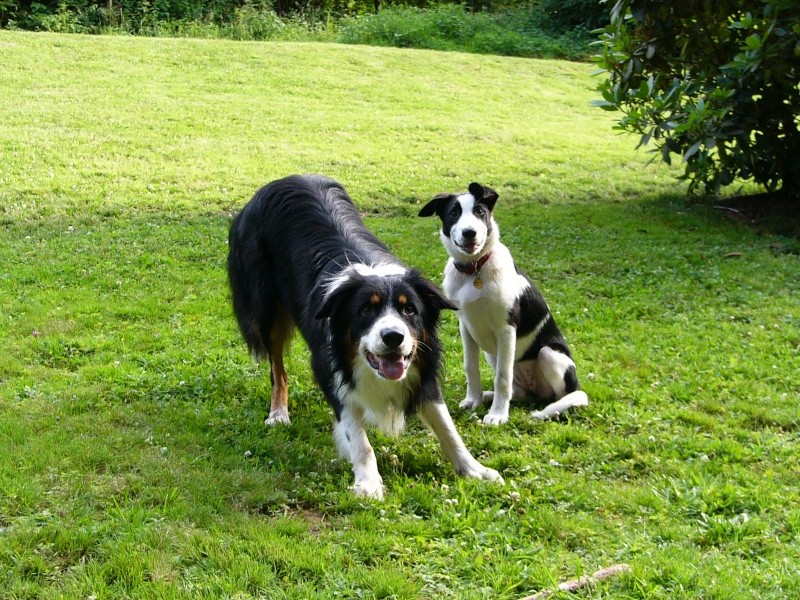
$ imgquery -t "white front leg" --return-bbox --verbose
[418,400,503,484]
[484,326,516,425]
[458,320,486,410]
[333,405,384,500]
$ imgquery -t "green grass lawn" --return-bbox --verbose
[1,31,799,599]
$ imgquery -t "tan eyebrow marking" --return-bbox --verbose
[370,293,381,305]
[398,294,408,305]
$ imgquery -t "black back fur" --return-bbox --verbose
[228,174,454,417]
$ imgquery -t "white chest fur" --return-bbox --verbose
[443,243,529,355]
[336,365,420,437]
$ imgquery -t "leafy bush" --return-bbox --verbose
[143,8,330,38]
[594,0,800,201]
[1,0,600,60]
[218,4,288,39]
[338,4,595,59]
[526,0,611,33]
[29,2,90,32]
[338,4,476,50]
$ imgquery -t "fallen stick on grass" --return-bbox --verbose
[520,563,632,600]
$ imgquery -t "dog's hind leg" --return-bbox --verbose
[265,302,294,426]
[530,346,588,420]
[538,346,578,398]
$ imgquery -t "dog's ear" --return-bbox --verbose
[469,182,498,212]
[315,276,362,320]
[410,272,458,312]
[468,182,485,201]
[418,193,452,218]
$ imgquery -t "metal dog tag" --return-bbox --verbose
[473,276,483,289]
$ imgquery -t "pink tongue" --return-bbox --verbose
[379,355,405,380]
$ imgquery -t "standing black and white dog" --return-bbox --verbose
[419,182,588,425]
[228,175,502,499]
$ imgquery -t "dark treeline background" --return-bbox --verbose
[1,0,610,43]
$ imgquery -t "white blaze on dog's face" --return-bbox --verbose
[321,265,428,382]
[418,183,499,262]
[444,193,491,259]
[357,292,416,381]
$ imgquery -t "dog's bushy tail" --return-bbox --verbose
[227,210,273,360]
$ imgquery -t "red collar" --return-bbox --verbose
[454,252,492,275]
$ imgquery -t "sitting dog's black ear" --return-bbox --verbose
[468,182,485,200]
[469,182,499,212]
[418,193,452,218]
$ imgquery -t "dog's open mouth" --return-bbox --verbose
[459,242,478,254]
[366,351,411,381]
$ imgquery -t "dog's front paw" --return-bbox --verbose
[265,408,291,426]
[351,478,384,500]
[483,410,509,426]
[477,466,504,484]
[459,462,505,484]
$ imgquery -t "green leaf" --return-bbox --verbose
[637,79,650,99]
[745,33,762,49]
[683,140,702,162]
[661,143,672,165]
[590,99,619,111]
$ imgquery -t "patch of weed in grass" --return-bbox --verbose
[34,338,96,371]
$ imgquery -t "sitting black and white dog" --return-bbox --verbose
[419,182,588,425]
[228,175,503,499]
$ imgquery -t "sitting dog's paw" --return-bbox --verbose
[460,391,493,410]
[459,396,483,410]
[265,408,291,426]
[351,478,384,500]
[483,410,509,426]
[530,391,589,420]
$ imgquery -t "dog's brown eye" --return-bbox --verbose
[361,305,375,316]
[402,305,416,316]
[474,206,485,216]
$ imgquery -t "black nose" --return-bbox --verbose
[462,228,476,240]
[381,328,405,348]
